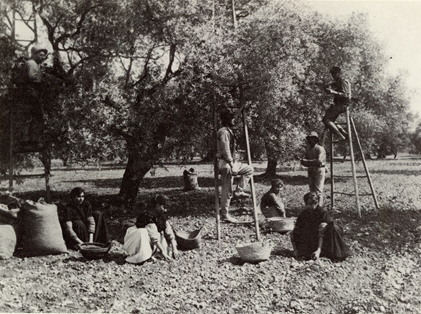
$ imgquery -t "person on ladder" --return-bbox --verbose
[16,44,48,151]
[301,131,326,206]
[216,108,253,223]
[323,66,351,141]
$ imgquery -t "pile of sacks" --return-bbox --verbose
[0,196,67,259]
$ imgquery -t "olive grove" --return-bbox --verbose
[0,0,414,203]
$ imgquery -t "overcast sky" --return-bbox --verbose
[306,0,421,118]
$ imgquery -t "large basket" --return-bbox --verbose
[175,227,203,250]
[267,217,295,234]
[236,242,271,263]
[79,242,111,259]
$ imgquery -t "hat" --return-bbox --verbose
[219,109,235,121]
[330,66,341,74]
[306,131,319,140]
[30,44,48,56]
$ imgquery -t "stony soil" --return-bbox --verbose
[0,155,420,313]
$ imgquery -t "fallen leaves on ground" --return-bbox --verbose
[1,158,421,313]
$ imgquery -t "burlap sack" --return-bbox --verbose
[0,223,18,259]
[20,200,68,256]
[0,203,19,224]
[183,169,200,191]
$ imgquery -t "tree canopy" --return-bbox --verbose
[0,0,415,203]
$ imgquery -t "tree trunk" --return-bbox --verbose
[118,136,162,205]
[119,154,152,206]
[39,147,52,202]
[264,142,278,176]
[265,157,278,176]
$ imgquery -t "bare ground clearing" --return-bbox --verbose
[1,155,421,313]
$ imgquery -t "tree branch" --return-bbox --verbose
[55,4,103,45]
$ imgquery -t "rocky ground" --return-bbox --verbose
[0,156,421,313]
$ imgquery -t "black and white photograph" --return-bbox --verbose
[0,0,420,313]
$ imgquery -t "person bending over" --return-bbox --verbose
[291,192,351,261]
[124,194,179,264]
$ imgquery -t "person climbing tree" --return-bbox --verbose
[15,44,48,151]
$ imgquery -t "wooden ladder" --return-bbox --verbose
[328,108,379,218]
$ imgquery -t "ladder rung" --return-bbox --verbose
[332,175,369,179]
[332,192,374,197]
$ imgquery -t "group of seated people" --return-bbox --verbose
[63,181,350,264]
[62,188,178,264]
[258,179,351,261]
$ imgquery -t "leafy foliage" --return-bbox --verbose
[0,0,415,201]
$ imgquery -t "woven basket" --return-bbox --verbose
[80,242,111,259]
[267,217,295,234]
[236,242,271,263]
[175,227,203,250]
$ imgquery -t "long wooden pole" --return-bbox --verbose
[231,0,237,29]
[213,107,221,241]
[350,117,379,210]
[240,85,260,241]
[330,130,334,210]
[346,108,361,218]
[9,102,14,193]
[9,7,16,193]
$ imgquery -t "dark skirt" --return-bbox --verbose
[65,211,111,247]
[294,222,351,261]
[320,222,351,260]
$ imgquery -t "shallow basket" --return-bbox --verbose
[267,217,295,234]
[236,242,271,263]
[79,242,111,259]
[175,228,203,250]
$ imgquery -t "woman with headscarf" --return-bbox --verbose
[291,192,351,261]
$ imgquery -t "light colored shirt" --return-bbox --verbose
[216,127,235,163]
[301,144,326,168]
[26,59,42,83]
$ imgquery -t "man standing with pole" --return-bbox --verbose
[301,131,327,206]
[216,108,253,223]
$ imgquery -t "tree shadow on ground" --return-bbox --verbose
[10,177,421,257]
[61,178,122,189]
[62,176,217,190]
[253,173,308,186]
[328,206,421,254]
[369,169,421,176]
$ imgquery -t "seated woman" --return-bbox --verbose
[63,187,111,249]
[291,192,351,261]
[260,179,286,218]
[124,194,179,264]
